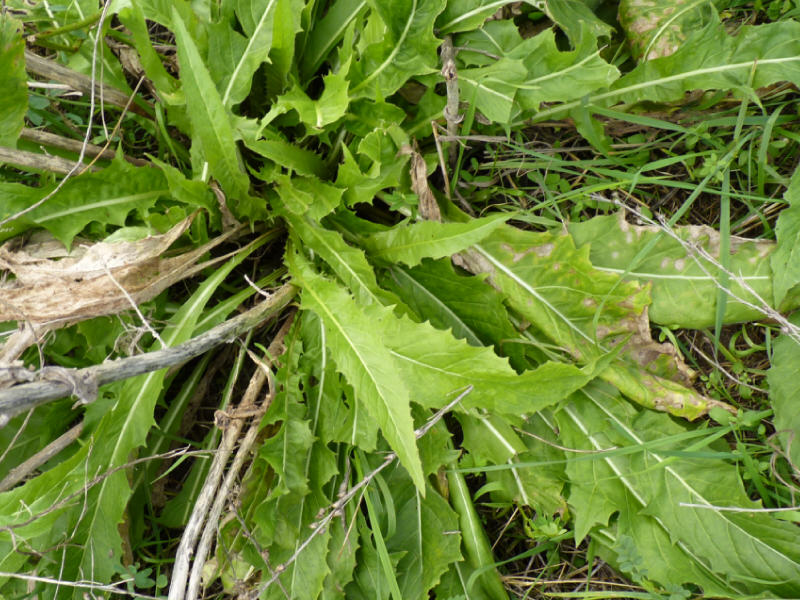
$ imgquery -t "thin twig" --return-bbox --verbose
[0,284,297,426]
[185,314,295,600]
[169,314,295,600]
[0,422,84,492]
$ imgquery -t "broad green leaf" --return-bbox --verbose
[0,14,26,148]
[436,0,509,34]
[558,383,800,597]
[544,0,614,43]
[301,0,367,77]
[772,175,800,307]
[275,174,343,221]
[459,58,529,124]
[242,135,326,178]
[350,0,446,99]
[0,159,168,248]
[284,213,396,306]
[767,314,800,475]
[383,468,462,598]
[363,213,510,266]
[467,225,721,419]
[618,0,717,61]
[568,212,793,328]
[287,246,425,491]
[211,0,279,106]
[172,8,259,220]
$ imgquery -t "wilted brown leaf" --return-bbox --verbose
[0,215,235,327]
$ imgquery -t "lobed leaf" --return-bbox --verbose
[363,213,510,266]
[172,8,260,220]
[558,383,800,596]
[287,245,425,491]
[461,225,727,418]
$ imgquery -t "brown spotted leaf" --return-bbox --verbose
[455,224,733,419]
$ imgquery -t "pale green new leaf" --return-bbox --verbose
[568,212,791,328]
[275,174,343,221]
[558,383,800,597]
[363,213,510,266]
[172,8,257,219]
[272,68,350,130]
[0,14,26,148]
[287,246,425,491]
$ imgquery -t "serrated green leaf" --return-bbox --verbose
[558,383,800,597]
[285,214,397,306]
[382,259,521,358]
[287,246,425,491]
[172,8,259,219]
[385,312,591,416]
[350,0,446,99]
[538,20,800,122]
[364,213,510,266]
[568,212,788,328]
[275,174,343,221]
[0,160,168,248]
[455,21,619,117]
[118,2,179,96]
[242,135,326,178]
[210,0,279,106]
[0,14,26,148]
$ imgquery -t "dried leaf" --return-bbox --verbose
[0,216,233,326]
